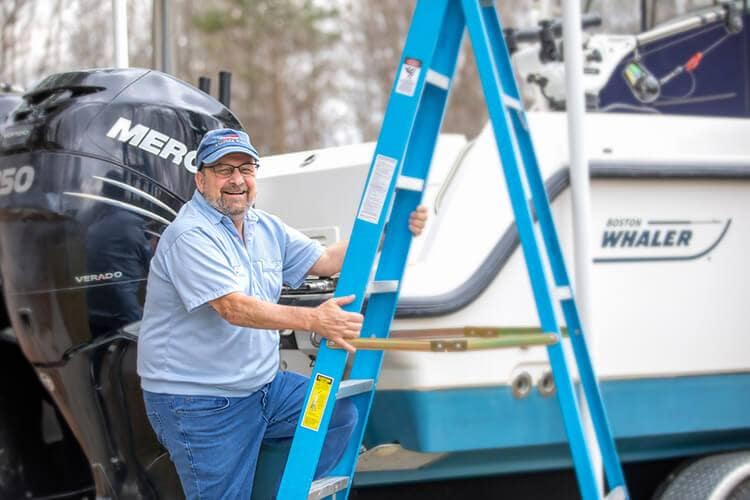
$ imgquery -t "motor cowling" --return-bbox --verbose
[0,68,242,498]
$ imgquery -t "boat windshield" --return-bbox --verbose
[585,0,746,34]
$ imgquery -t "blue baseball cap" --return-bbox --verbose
[196,128,259,168]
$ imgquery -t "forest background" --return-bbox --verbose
[1,0,712,154]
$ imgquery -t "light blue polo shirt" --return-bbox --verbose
[137,190,323,397]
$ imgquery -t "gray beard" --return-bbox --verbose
[205,194,250,218]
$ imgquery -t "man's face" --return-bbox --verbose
[195,152,258,218]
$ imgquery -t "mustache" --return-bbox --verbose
[221,184,248,194]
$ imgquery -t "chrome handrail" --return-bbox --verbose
[434,139,476,214]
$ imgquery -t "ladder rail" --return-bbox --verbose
[277,0,456,497]
[478,1,627,495]
[333,0,454,312]
[507,55,627,492]
[333,3,467,497]
[460,0,558,328]
[461,1,605,498]
[562,300,628,489]
[478,1,628,492]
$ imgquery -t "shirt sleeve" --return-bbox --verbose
[281,223,324,289]
[163,229,245,312]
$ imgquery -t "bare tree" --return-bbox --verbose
[34,0,65,79]
[9,0,700,150]
[30,0,151,84]
[340,0,413,141]
[1,0,36,84]
[187,0,342,154]
[128,0,154,69]
[68,0,111,69]
[342,0,490,140]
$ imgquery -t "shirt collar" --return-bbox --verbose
[191,190,258,225]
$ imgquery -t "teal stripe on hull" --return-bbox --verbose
[355,373,750,485]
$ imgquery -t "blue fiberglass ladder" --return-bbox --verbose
[277,0,628,498]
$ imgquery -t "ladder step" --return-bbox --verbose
[336,378,374,399]
[502,92,523,111]
[395,175,425,192]
[604,486,627,500]
[553,286,573,301]
[425,69,451,89]
[308,476,348,499]
[367,280,399,294]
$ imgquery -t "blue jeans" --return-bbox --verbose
[143,371,358,499]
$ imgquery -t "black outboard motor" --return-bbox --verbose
[0,68,242,498]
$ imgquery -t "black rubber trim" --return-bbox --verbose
[395,161,750,318]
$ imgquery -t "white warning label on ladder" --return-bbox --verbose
[395,57,422,97]
[357,154,397,224]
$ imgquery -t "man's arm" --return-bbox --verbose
[308,205,429,277]
[209,292,362,353]
[308,240,347,277]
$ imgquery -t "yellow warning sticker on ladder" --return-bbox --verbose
[300,373,334,431]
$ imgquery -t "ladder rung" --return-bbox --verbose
[336,378,374,399]
[395,175,425,192]
[308,476,348,499]
[604,486,627,500]
[368,280,399,294]
[502,92,523,111]
[425,69,450,89]
[553,286,573,301]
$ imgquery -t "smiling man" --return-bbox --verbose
[136,128,427,499]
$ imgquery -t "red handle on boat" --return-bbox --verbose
[685,52,703,72]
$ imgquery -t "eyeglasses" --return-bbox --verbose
[202,162,259,178]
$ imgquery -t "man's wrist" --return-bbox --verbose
[300,306,318,332]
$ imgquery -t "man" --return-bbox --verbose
[137,128,428,499]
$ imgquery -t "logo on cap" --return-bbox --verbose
[219,134,240,144]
